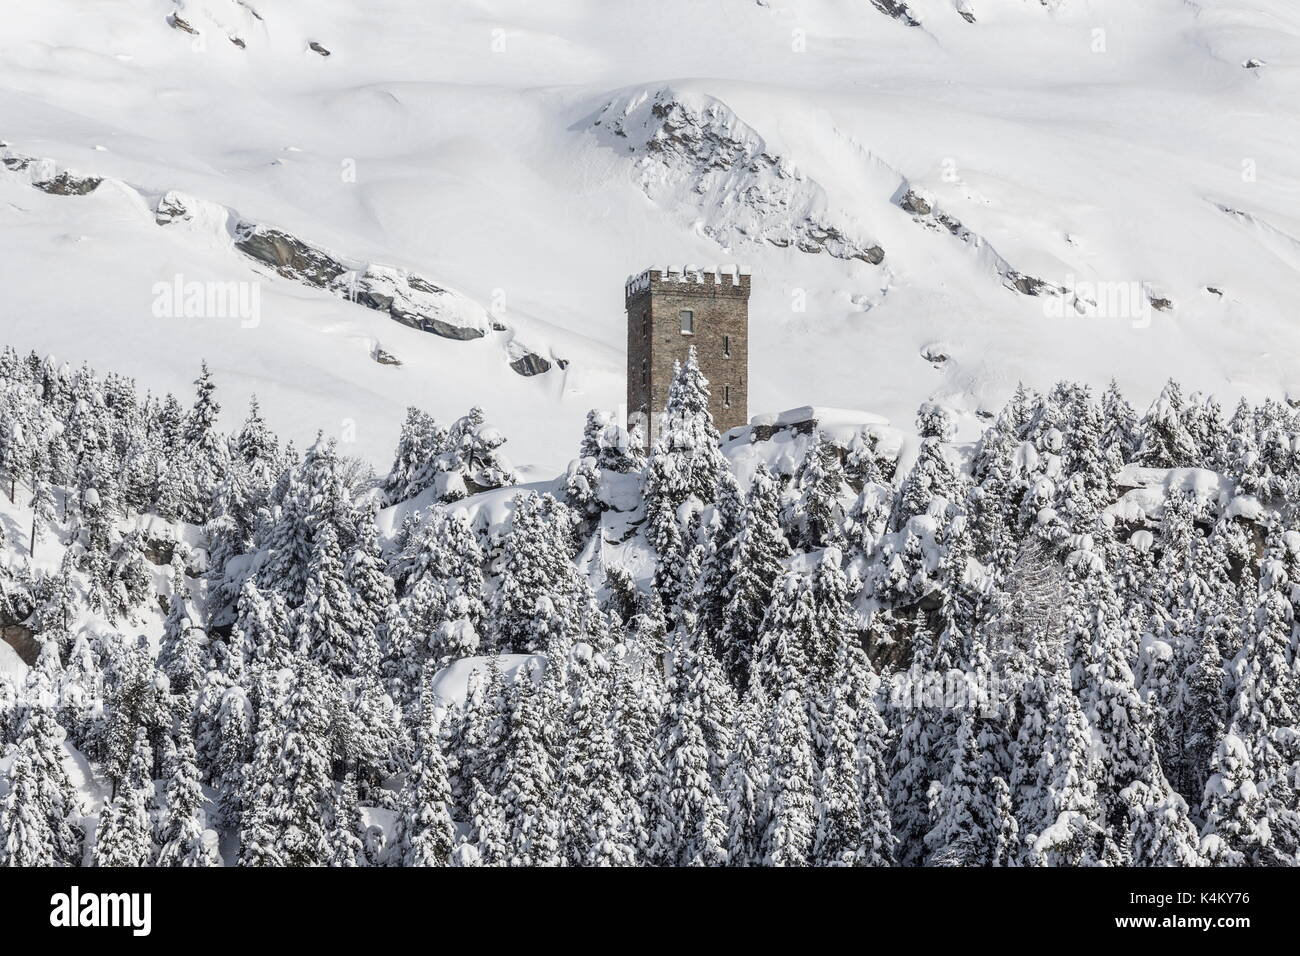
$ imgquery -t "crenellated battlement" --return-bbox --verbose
[625,264,750,302]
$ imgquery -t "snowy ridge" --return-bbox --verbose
[1,144,554,374]
[590,86,886,264]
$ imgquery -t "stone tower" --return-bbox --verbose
[625,265,750,442]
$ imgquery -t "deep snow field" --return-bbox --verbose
[2,0,1299,470]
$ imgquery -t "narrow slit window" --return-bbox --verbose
[680,309,694,334]
[724,385,731,408]
[641,359,648,385]
[723,334,731,357]
[642,314,648,336]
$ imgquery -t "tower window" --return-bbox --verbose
[680,309,694,334]
[723,334,731,357]
[642,313,648,336]
[724,385,731,408]
[641,359,648,385]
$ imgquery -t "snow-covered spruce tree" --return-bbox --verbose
[434,407,516,502]
[179,361,228,524]
[103,636,169,793]
[211,685,254,831]
[344,509,395,661]
[240,662,334,867]
[886,611,946,866]
[383,406,446,505]
[327,772,369,868]
[760,682,817,867]
[500,661,562,866]
[924,710,1018,867]
[794,431,851,550]
[1135,379,1201,469]
[1065,569,1198,861]
[1100,379,1140,462]
[581,408,645,474]
[655,626,731,866]
[393,668,456,867]
[158,557,205,702]
[0,699,83,866]
[157,720,220,866]
[1009,639,1108,867]
[557,644,639,866]
[611,625,668,863]
[94,727,157,867]
[721,694,766,866]
[491,493,590,655]
[230,578,293,672]
[717,464,791,688]
[1199,732,1272,866]
[808,553,895,867]
[297,523,362,676]
[1211,527,1300,862]
[643,348,731,611]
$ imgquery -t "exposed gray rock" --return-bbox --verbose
[0,621,38,666]
[234,223,349,287]
[920,343,949,368]
[335,265,489,340]
[143,537,176,566]
[33,171,102,195]
[509,352,552,376]
[1006,271,1058,297]
[870,0,922,27]
[897,186,1064,298]
[898,189,931,216]
[371,342,402,366]
[155,192,189,225]
[309,41,331,57]
[168,14,199,35]
[594,90,886,266]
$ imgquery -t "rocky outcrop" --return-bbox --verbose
[234,223,349,287]
[335,265,489,341]
[895,186,1065,298]
[371,342,402,366]
[592,88,885,265]
[0,621,38,666]
[33,171,102,195]
[168,14,199,35]
[870,0,921,27]
[508,352,552,377]
[2,147,102,196]
[229,223,497,343]
[1,142,551,377]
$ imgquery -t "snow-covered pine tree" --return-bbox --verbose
[157,720,220,866]
[93,726,157,866]
[393,668,456,867]
[643,348,731,610]
[500,661,562,866]
[0,700,83,866]
[717,464,790,687]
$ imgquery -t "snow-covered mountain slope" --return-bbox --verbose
[2,0,1300,468]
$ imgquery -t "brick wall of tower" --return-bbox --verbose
[626,269,750,442]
